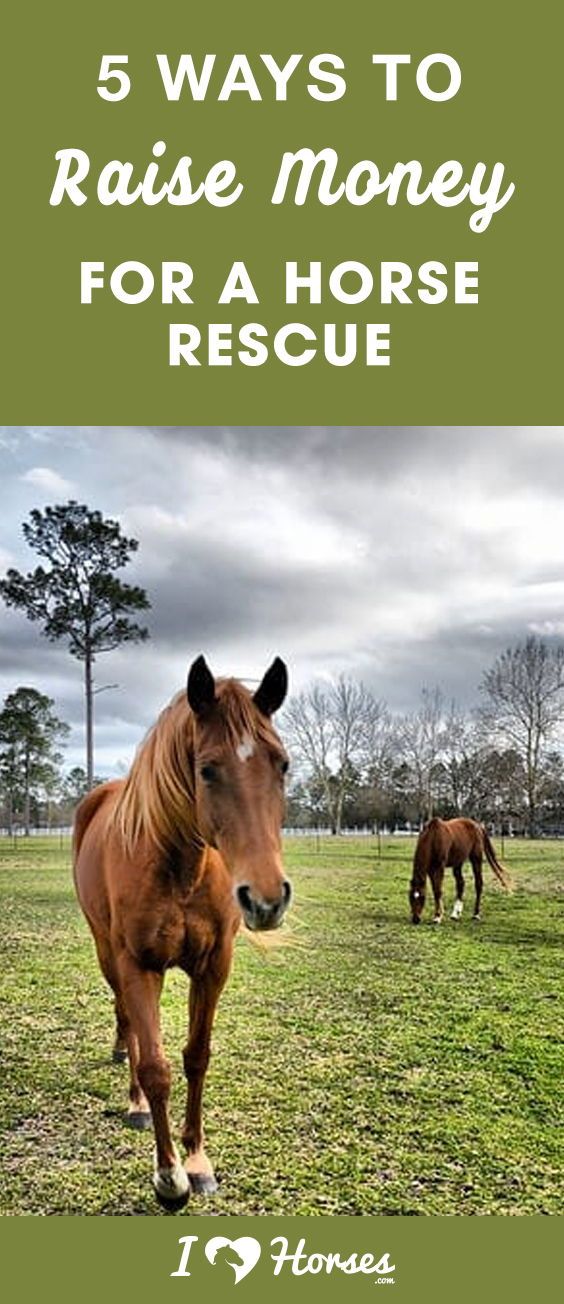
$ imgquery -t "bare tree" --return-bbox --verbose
[480,635,564,835]
[396,687,446,823]
[362,706,396,828]
[440,700,485,815]
[283,675,385,834]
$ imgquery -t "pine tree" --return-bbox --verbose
[0,501,150,786]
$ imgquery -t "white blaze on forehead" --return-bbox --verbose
[236,734,255,763]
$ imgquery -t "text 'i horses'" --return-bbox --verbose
[73,655,291,1206]
[409,817,511,925]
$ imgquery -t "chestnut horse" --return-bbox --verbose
[73,654,291,1206]
[409,817,510,924]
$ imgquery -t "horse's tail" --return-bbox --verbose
[481,827,513,890]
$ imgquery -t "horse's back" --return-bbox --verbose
[445,817,482,855]
[417,816,482,866]
[73,780,124,925]
[73,780,122,854]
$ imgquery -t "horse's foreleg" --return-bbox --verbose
[181,953,230,1195]
[117,952,188,1205]
[111,990,152,1127]
[124,1024,153,1129]
[451,866,465,919]
[92,934,129,1067]
[471,855,483,919]
[112,998,129,1063]
[431,866,445,922]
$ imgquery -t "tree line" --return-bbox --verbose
[0,683,97,833]
[282,639,564,838]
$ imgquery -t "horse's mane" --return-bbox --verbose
[111,678,280,856]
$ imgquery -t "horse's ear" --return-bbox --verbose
[253,657,288,717]
[187,655,216,717]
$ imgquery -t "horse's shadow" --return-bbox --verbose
[355,903,563,950]
[474,925,563,950]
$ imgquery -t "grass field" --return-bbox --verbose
[0,833,563,1216]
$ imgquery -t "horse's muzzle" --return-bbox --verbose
[236,880,292,931]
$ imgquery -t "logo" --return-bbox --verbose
[204,1237,262,1285]
[171,1235,395,1285]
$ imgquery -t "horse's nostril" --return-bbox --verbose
[236,884,253,914]
[282,878,292,907]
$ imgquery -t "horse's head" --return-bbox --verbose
[187,654,291,931]
[408,883,425,924]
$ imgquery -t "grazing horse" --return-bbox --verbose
[73,654,291,1206]
[409,817,510,924]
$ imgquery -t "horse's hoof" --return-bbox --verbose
[473,914,481,922]
[112,1047,128,1064]
[188,1171,219,1196]
[153,1152,190,1207]
[126,1110,153,1131]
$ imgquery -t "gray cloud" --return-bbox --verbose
[1,426,563,774]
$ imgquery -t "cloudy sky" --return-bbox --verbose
[0,425,562,774]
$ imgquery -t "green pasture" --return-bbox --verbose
[0,834,562,1216]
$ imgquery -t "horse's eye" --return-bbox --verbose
[200,764,217,783]
[280,759,290,776]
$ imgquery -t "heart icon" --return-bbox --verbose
[205,1236,262,1285]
